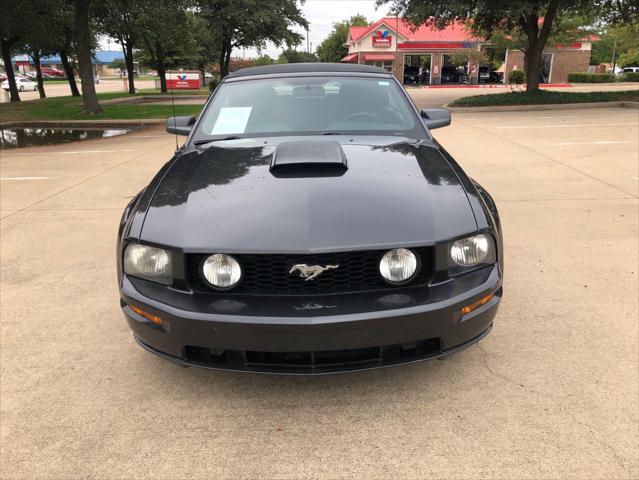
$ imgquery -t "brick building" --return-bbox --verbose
[343,17,593,85]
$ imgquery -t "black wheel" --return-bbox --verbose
[19,85,24,92]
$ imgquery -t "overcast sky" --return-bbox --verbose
[240,0,391,58]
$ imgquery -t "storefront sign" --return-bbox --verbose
[372,30,392,48]
[166,72,200,89]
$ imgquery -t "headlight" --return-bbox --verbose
[202,254,242,290]
[450,233,495,268]
[123,244,172,284]
[379,248,418,284]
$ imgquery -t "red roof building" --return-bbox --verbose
[343,16,594,85]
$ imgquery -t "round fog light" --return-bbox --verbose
[202,254,242,290]
[379,248,418,284]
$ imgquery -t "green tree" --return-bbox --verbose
[14,0,61,99]
[377,0,615,91]
[316,14,369,63]
[96,0,147,93]
[50,1,81,96]
[188,12,220,87]
[109,58,127,76]
[277,48,318,63]
[591,24,639,68]
[0,0,26,101]
[74,0,101,113]
[597,0,639,24]
[618,47,639,67]
[197,0,308,78]
[254,54,275,66]
[136,0,195,92]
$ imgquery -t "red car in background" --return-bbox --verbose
[40,67,65,78]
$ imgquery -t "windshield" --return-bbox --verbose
[192,76,422,142]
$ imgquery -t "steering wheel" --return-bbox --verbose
[343,111,380,123]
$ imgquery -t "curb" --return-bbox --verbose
[445,101,639,113]
[0,119,166,129]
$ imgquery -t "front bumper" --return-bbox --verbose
[120,264,502,374]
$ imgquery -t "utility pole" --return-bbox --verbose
[306,26,310,54]
[611,37,617,75]
[395,14,399,77]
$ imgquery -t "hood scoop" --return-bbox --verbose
[270,140,348,177]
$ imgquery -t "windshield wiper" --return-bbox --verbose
[193,136,242,146]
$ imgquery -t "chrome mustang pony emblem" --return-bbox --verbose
[289,264,339,281]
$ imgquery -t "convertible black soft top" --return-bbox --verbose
[226,62,390,78]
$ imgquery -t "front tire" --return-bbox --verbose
[34,86,38,91]
[19,86,24,92]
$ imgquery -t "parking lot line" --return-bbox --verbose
[0,142,169,220]
[496,123,637,129]
[550,141,630,145]
[5,149,136,156]
[457,119,638,198]
[539,113,639,119]
[0,177,55,180]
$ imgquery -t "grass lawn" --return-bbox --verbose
[0,92,203,123]
[450,89,639,107]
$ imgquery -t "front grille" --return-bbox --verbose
[184,338,442,373]
[187,247,433,295]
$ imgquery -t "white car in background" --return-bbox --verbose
[1,76,38,92]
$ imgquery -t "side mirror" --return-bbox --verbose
[420,109,451,130]
[166,115,196,136]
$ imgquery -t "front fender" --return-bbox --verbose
[470,179,503,275]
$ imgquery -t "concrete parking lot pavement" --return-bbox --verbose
[1,107,637,479]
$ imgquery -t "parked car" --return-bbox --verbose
[403,66,430,84]
[40,67,65,78]
[404,66,420,84]
[2,76,38,91]
[622,67,639,74]
[117,63,503,374]
[479,66,502,84]
[441,65,461,83]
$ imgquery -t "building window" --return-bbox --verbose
[365,60,394,73]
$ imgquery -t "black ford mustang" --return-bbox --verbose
[117,63,503,374]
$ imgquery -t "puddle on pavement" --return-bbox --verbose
[0,128,132,149]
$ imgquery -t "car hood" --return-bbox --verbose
[140,139,477,252]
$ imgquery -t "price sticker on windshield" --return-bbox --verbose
[211,107,252,135]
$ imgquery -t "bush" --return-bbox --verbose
[508,69,525,84]
[449,89,639,107]
[567,72,615,83]
[208,78,219,92]
[623,72,639,82]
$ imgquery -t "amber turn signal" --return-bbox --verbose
[130,305,162,325]
[461,293,495,316]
